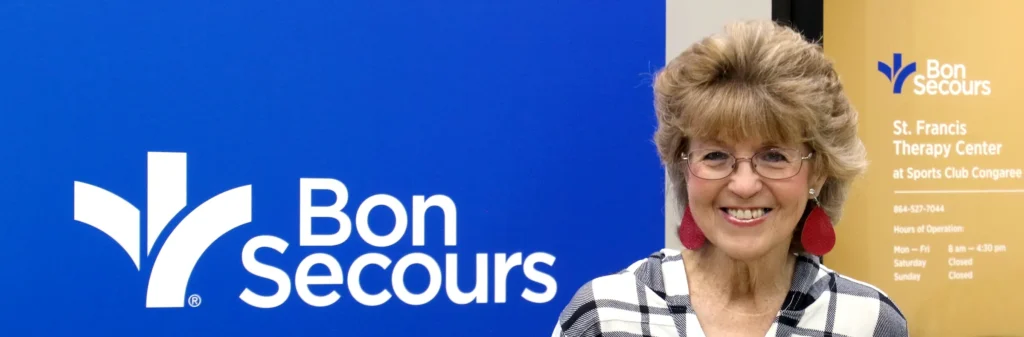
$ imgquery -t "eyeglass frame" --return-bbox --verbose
[680,147,815,180]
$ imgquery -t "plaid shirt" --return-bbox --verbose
[551,249,908,337]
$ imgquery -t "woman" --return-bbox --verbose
[551,20,908,336]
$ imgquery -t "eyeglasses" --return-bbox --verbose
[681,148,814,180]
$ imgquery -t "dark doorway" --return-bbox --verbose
[773,0,823,46]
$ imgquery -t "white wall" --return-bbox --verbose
[663,0,772,250]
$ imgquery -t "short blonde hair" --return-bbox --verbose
[653,20,867,246]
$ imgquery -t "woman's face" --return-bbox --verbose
[684,137,820,260]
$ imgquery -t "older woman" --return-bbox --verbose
[551,20,908,337]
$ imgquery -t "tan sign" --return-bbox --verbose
[824,0,1024,335]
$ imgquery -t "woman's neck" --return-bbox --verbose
[682,243,797,315]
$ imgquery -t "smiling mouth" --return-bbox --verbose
[720,208,773,221]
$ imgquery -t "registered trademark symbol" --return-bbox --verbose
[188,294,202,308]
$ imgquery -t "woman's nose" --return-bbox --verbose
[727,161,762,198]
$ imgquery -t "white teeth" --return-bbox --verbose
[727,208,765,220]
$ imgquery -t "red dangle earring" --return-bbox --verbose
[678,206,706,250]
[801,188,836,256]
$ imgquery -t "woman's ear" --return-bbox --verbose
[809,172,827,197]
[812,177,826,197]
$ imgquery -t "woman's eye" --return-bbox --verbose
[760,150,791,162]
[702,151,730,161]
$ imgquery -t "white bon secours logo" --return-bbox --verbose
[241,177,557,309]
[912,59,992,96]
[73,152,557,309]
[73,152,252,308]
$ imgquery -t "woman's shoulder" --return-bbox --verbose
[550,249,685,337]
[789,254,909,336]
[550,250,910,337]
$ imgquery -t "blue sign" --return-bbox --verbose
[0,1,665,336]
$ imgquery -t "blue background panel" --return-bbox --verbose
[0,1,666,336]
